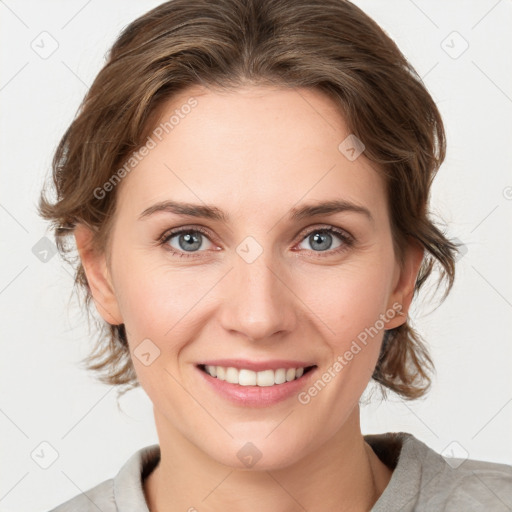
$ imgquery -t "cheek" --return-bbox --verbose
[288,261,394,439]
[295,254,394,341]
[110,228,203,330]
[112,265,201,398]
[116,270,201,342]
[108,242,192,352]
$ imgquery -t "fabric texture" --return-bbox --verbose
[47,432,512,511]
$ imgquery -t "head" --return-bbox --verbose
[40,0,457,468]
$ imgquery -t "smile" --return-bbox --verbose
[199,364,316,387]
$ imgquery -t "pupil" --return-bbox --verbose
[311,232,331,251]
[180,232,201,251]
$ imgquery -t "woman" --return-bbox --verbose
[40,0,512,510]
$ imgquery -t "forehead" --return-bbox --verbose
[116,84,388,225]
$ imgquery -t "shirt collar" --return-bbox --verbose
[114,443,160,512]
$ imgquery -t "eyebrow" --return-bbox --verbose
[138,199,374,224]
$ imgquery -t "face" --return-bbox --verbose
[78,84,421,470]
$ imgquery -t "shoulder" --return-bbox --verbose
[46,444,160,512]
[368,432,512,511]
[429,454,512,509]
[47,479,115,512]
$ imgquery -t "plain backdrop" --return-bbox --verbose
[1,1,511,510]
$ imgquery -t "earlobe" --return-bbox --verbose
[74,224,123,326]
[385,240,424,330]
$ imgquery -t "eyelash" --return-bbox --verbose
[157,224,355,260]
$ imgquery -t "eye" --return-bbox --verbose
[295,226,354,257]
[158,224,354,259]
[159,227,216,258]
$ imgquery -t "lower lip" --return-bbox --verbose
[196,366,317,407]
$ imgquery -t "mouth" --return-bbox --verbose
[197,363,317,387]
[195,360,319,407]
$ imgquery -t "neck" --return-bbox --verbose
[144,406,392,512]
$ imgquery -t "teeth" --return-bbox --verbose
[239,369,257,386]
[225,367,238,384]
[203,365,309,386]
[286,368,296,381]
[257,369,275,387]
[274,368,286,384]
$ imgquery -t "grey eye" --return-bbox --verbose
[298,230,343,252]
[167,231,213,252]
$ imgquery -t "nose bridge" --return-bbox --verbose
[220,241,296,341]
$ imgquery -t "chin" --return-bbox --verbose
[202,431,314,471]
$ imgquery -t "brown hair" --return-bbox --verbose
[39,0,458,400]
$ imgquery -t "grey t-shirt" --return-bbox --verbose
[47,432,512,511]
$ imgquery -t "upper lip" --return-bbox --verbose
[197,359,316,372]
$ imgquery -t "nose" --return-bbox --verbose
[219,249,297,343]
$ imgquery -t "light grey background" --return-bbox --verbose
[1,1,511,510]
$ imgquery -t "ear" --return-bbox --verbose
[74,223,123,325]
[384,239,424,330]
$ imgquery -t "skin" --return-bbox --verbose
[75,84,424,511]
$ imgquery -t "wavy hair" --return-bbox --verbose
[39,0,458,400]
